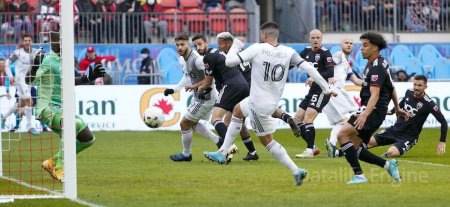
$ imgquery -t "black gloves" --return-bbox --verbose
[82,63,106,83]
[198,87,212,100]
[164,88,175,96]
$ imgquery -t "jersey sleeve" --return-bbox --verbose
[195,56,205,71]
[320,50,334,78]
[429,101,448,142]
[226,43,258,67]
[368,65,388,88]
[203,54,214,76]
[290,52,306,67]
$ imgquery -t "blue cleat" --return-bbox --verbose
[387,159,401,182]
[293,168,308,186]
[204,151,227,164]
[169,153,192,162]
[347,175,368,184]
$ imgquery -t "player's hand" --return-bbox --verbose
[328,77,336,85]
[185,85,197,92]
[437,142,446,155]
[306,77,314,87]
[164,88,174,96]
[88,63,106,80]
[34,48,45,65]
[198,87,212,100]
[354,112,368,130]
[323,89,338,97]
[395,108,409,121]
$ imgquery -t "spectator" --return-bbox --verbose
[142,0,167,43]
[37,0,60,43]
[76,0,102,43]
[378,0,395,31]
[328,0,344,31]
[13,0,34,42]
[422,0,441,30]
[395,70,411,82]
[224,0,245,12]
[404,0,428,31]
[78,46,116,73]
[116,0,135,43]
[101,0,118,43]
[137,48,156,84]
[0,0,18,44]
[361,0,376,30]
[202,0,222,13]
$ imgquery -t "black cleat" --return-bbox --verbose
[242,152,259,161]
[287,117,301,137]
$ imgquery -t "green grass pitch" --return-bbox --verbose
[2,128,450,206]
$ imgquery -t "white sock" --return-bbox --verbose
[306,148,313,154]
[330,122,344,146]
[193,122,220,144]
[24,106,32,129]
[218,116,242,155]
[181,129,193,156]
[266,140,299,174]
[383,161,390,170]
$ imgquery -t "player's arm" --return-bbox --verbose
[387,94,406,115]
[319,50,334,78]
[164,60,190,96]
[431,105,447,155]
[348,73,363,86]
[198,55,214,92]
[391,85,408,120]
[225,38,255,67]
[74,62,106,85]
[27,48,45,84]
[5,53,18,81]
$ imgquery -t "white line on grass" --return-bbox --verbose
[0,176,104,207]
[399,160,450,167]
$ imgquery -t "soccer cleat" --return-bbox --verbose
[293,168,308,186]
[313,146,320,156]
[41,158,64,182]
[287,117,301,137]
[225,144,239,164]
[380,152,388,158]
[325,139,336,158]
[169,153,192,162]
[28,128,40,136]
[204,151,227,164]
[242,152,259,161]
[295,150,314,158]
[347,175,368,184]
[387,159,401,182]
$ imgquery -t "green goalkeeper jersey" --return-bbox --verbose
[33,51,61,117]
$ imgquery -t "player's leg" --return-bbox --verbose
[240,119,259,161]
[210,107,228,143]
[384,138,416,158]
[192,122,221,148]
[272,108,300,137]
[296,107,320,158]
[170,116,196,162]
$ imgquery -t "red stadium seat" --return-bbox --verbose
[163,8,183,34]
[229,8,248,35]
[160,0,178,11]
[208,8,227,34]
[180,0,200,12]
[185,8,207,33]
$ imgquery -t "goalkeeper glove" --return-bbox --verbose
[82,63,106,83]
[198,87,212,100]
[164,88,175,96]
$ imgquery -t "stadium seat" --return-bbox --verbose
[432,57,450,79]
[330,45,341,55]
[390,44,414,71]
[157,48,183,84]
[180,0,199,12]
[185,8,207,34]
[163,8,184,35]
[208,8,228,34]
[404,57,426,77]
[418,44,443,72]
[160,0,178,11]
[229,8,248,36]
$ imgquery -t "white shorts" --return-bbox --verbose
[323,88,357,125]
[240,97,276,136]
[185,97,215,122]
[15,82,31,99]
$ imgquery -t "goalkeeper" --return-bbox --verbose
[27,32,105,182]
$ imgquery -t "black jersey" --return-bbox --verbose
[392,89,447,141]
[238,61,252,85]
[299,46,334,91]
[360,56,393,109]
[203,48,248,88]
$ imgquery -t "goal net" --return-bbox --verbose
[0,0,76,201]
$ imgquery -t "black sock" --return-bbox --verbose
[280,113,291,123]
[303,123,315,149]
[242,136,256,153]
[299,124,306,141]
[341,141,363,175]
[337,149,344,157]
[216,137,224,149]
[213,121,228,141]
[358,145,387,168]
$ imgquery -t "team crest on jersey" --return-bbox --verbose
[371,75,378,81]
[315,54,320,62]
[327,57,332,62]
[433,105,439,112]
[204,63,209,69]
[417,102,423,110]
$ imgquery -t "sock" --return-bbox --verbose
[24,106,32,129]
[76,136,96,154]
[336,149,343,157]
[299,124,306,141]
[181,129,193,156]
[358,145,387,168]
[193,122,220,144]
[303,123,315,149]
[15,112,20,129]
[330,122,344,146]
[218,116,242,155]
[242,136,256,154]
[213,120,228,140]
[341,141,363,175]
[280,113,291,123]
[266,140,298,174]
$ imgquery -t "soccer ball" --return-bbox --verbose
[143,107,165,128]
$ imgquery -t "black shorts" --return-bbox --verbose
[347,107,387,144]
[215,84,249,111]
[374,126,418,155]
[298,89,331,113]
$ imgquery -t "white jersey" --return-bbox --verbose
[331,51,353,89]
[8,47,39,82]
[236,43,305,116]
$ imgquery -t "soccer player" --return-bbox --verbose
[198,32,258,162]
[164,33,222,162]
[5,35,40,135]
[294,29,334,158]
[367,75,447,157]
[204,22,336,186]
[324,38,363,157]
[27,32,105,181]
[337,32,406,184]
